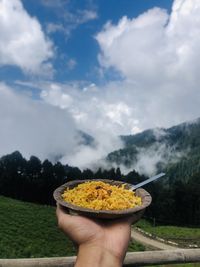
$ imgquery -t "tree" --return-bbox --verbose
[82,169,94,180]
[26,156,41,176]
[54,162,66,185]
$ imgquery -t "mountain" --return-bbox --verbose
[77,130,95,146]
[48,130,95,163]
[107,118,200,181]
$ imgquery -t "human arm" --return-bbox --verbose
[56,205,142,267]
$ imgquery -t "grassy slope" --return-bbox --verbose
[1,195,200,267]
[0,195,77,258]
[0,196,144,258]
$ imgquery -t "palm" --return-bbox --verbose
[57,206,141,259]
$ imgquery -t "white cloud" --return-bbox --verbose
[0,0,54,76]
[39,82,124,168]
[0,83,77,160]
[96,8,169,81]
[40,81,138,136]
[61,134,121,170]
[133,140,186,176]
[43,0,97,38]
[78,10,97,23]
[0,81,123,169]
[1,0,200,173]
[38,0,200,170]
[95,0,200,130]
[67,58,77,70]
[40,83,73,109]
[61,9,97,38]
[46,23,65,34]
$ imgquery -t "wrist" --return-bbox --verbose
[75,243,122,267]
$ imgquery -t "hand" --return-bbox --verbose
[56,205,142,267]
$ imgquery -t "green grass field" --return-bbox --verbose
[136,219,200,247]
[0,195,144,258]
[0,195,77,258]
[1,195,199,262]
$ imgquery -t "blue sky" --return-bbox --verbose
[1,0,173,84]
[0,0,200,171]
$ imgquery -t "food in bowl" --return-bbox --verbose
[61,180,142,211]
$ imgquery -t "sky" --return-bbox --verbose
[0,0,200,170]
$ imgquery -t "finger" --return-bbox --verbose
[56,204,95,232]
[56,204,76,232]
[56,203,70,214]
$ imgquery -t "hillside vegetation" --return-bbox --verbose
[0,118,199,228]
[107,117,200,181]
[0,196,144,258]
[0,195,76,258]
[106,119,200,226]
[0,155,200,226]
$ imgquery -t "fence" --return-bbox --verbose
[0,249,200,267]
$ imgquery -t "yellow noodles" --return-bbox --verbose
[62,181,142,210]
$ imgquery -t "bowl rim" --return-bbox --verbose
[53,179,152,216]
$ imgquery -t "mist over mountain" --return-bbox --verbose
[0,117,200,225]
[107,117,200,179]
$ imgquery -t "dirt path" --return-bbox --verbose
[131,228,178,250]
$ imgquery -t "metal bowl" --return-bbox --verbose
[53,179,152,219]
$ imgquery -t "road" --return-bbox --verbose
[131,228,178,250]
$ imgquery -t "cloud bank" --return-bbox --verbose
[0,0,54,76]
[0,82,122,169]
[1,0,200,174]
[96,0,200,130]
[0,83,77,160]
[44,0,97,39]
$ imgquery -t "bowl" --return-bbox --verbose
[53,179,152,219]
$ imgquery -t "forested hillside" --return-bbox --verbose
[0,150,200,226]
[107,118,200,182]
[0,151,141,205]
